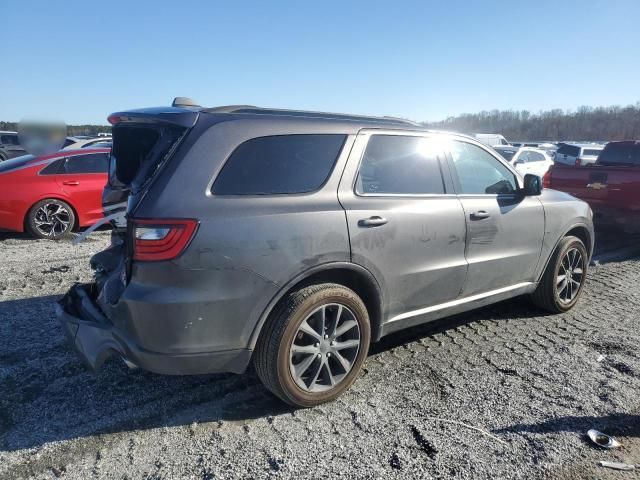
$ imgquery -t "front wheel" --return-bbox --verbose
[532,235,588,313]
[254,283,371,407]
[26,199,75,239]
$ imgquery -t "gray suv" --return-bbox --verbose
[57,101,594,407]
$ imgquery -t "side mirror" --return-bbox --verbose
[514,159,524,165]
[522,173,542,196]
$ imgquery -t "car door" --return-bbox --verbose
[445,139,545,296]
[55,152,109,224]
[338,131,468,324]
[526,151,549,177]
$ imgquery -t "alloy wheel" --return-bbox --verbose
[289,303,361,393]
[556,247,584,303]
[34,202,71,238]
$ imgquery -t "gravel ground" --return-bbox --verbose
[0,230,639,480]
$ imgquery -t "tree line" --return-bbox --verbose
[422,103,640,142]
[0,121,111,137]
[3,102,640,141]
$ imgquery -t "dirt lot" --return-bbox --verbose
[0,230,639,479]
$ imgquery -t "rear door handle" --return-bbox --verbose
[358,216,388,227]
[470,211,490,220]
[62,180,80,186]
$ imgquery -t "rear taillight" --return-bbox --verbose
[542,170,551,189]
[132,219,198,261]
[575,158,581,166]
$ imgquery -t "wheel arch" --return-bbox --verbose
[249,262,384,350]
[23,196,80,232]
[537,222,593,282]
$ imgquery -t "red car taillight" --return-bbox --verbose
[542,170,552,189]
[132,219,198,261]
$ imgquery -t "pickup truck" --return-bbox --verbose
[544,141,640,232]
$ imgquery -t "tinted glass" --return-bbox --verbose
[528,152,545,162]
[1,135,20,145]
[557,144,580,157]
[356,135,445,195]
[495,148,517,162]
[597,143,640,166]
[63,153,109,174]
[582,149,602,157]
[0,154,36,173]
[39,158,64,175]
[449,141,517,194]
[213,135,346,195]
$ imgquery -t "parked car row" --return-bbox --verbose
[544,140,640,233]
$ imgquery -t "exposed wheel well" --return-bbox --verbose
[566,226,592,256]
[24,198,79,232]
[267,267,384,344]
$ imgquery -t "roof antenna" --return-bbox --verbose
[172,97,200,108]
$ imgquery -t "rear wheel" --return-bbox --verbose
[26,199,75,239]
[532,235,588,313]
[254,283,370,407]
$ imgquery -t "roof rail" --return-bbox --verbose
[201,105,420,126]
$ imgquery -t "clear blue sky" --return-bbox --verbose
[2,0,639,125]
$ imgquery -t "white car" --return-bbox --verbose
[473,133,509,147]
[494,146,554,178]
[554,143,604,166]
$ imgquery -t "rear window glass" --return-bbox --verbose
[356,135,445,195]
[63,153,109,174]
[1,134,20,145]
[582,149,602,157]
[495,148,517,161]
[212,134,346,195]
[0,154,36,173]
[598,143,640,166]
[110,125,186,191]
[557,144,580,157]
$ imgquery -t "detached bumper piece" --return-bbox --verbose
[56,283,252,375]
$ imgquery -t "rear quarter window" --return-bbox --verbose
[212,134,346,195]
[582,149,602,156]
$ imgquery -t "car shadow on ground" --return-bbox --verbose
[0,292,558,452]
[493,413,640,439]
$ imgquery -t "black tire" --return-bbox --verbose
[532,235,588,313]
[26,199,76,240]
[254,283,371,407]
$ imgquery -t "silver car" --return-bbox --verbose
[57,101,594,407]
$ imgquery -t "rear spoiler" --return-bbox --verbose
[108,107,199,128]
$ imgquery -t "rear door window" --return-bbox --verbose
[212,134,346,195]
[355,135,445,195]
[448,141,517,195]
[62,153,109,174]
[528,152,545,162]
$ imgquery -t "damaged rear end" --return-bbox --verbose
[55,106,251,373]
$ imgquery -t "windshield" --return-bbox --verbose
[0,154,36,173]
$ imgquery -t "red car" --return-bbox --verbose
[0,148,110,239]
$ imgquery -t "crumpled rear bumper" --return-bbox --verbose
[56,283,252,375]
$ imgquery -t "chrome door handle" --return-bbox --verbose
[358,216,388,227]
[470,211,490,220]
